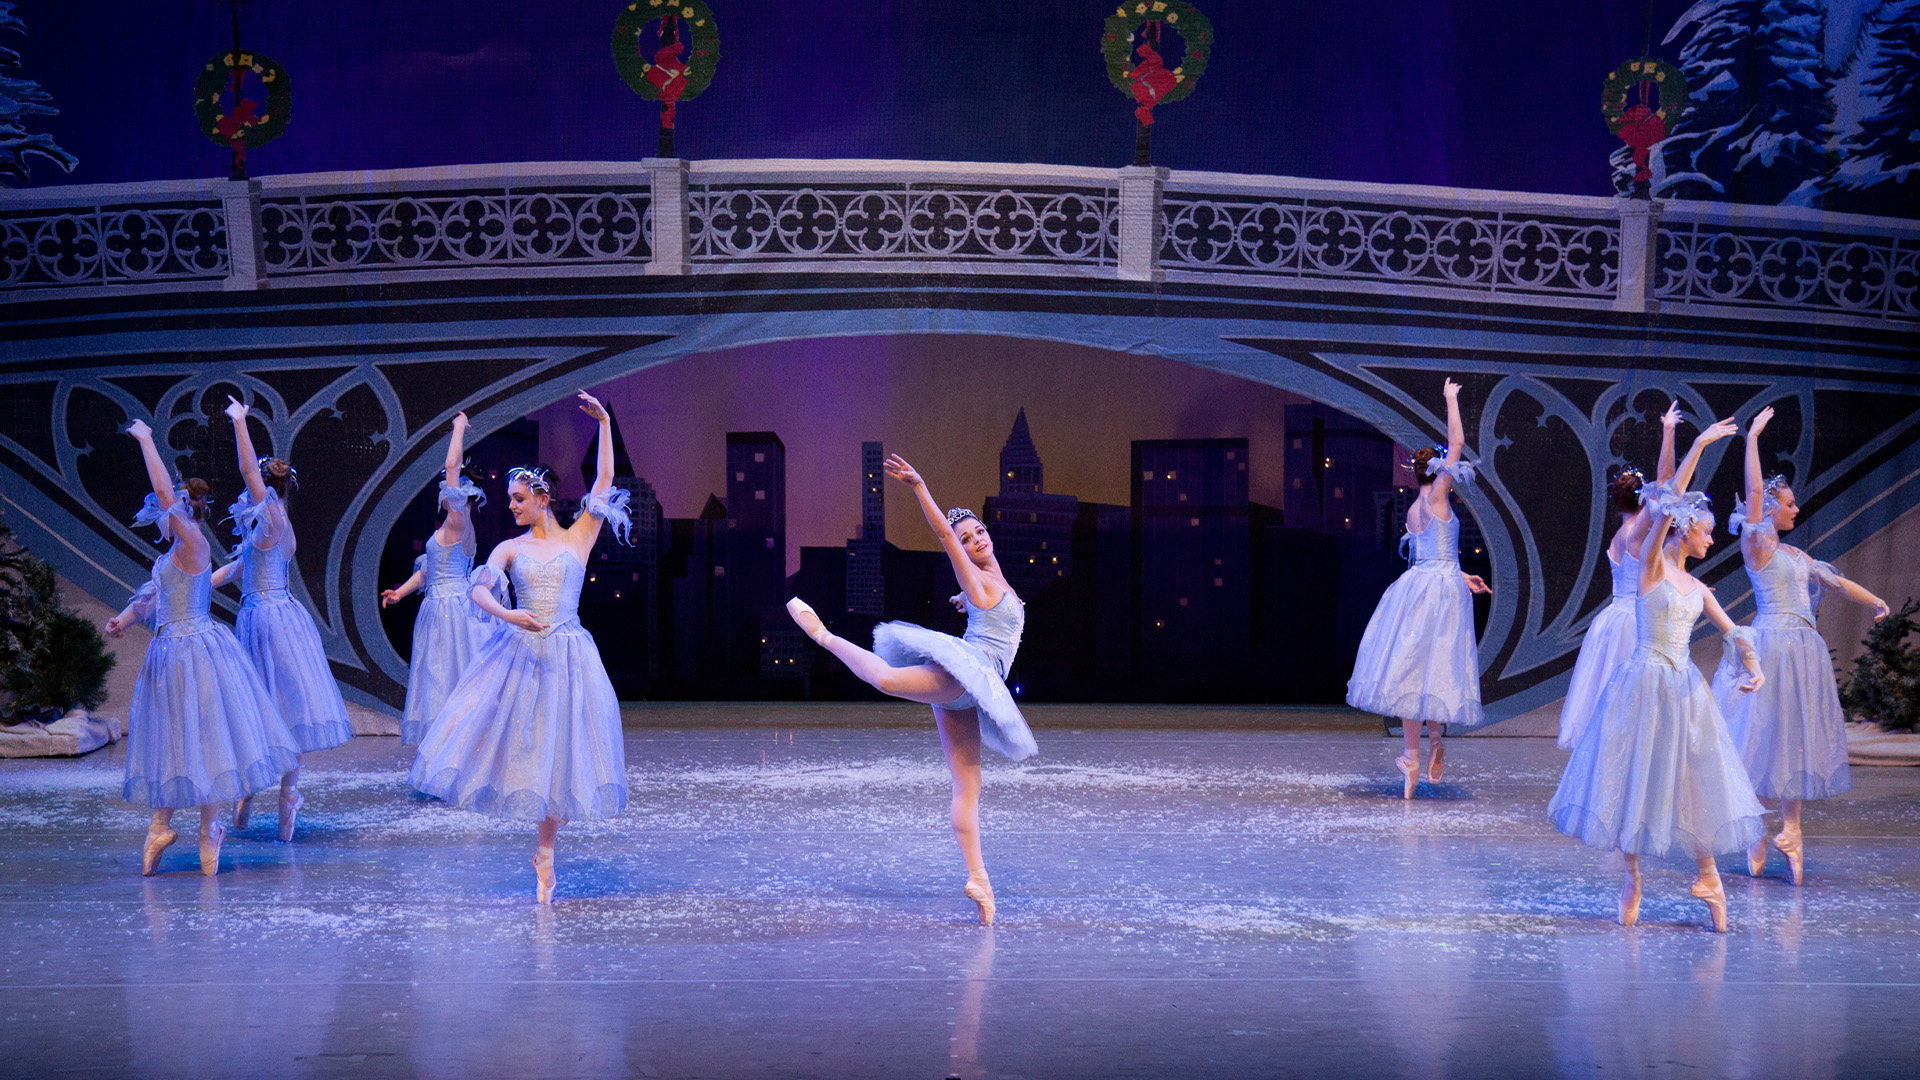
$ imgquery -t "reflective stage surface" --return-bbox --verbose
[3,708,1917,1079]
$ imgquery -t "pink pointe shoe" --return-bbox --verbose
[278,787,304,843]
[1395,752,1420,800]
[1619,875,1642,927]
[533,850,556,905]
[1747,836,1768,878]
[141,825,178,876]
[964,870,996,926]
[199,821,226,877]
[1426,742,1445,783]
[1690,874,1728,933]
[1773,829,1804,886]
[786,598,831,646]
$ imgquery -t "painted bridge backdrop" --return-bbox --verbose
[2,157,1917,718]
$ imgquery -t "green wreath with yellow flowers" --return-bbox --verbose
[1101,0,1213,107]
[193,50,291,149]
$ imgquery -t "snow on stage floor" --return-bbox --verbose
[2,705,1917,1078]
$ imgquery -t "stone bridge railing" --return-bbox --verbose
[3,158,1915,324]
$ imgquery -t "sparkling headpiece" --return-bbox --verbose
[259,457,298,490]
[1728,474,1791,535]
[945,507,980,527]
[1407,444,1477,491]
[1652,484,1715,538]
[506,466,552,496]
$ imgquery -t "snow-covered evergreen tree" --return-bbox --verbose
[1655,0,1833,206]
[0,1,76,184]
[1825,0,1920,215]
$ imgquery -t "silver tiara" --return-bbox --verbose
[945,507,979,526]
[507,465,552,495]
[259,456,298,490]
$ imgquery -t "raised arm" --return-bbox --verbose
[1672,417,1738,493]
[225,396,269,506]
[1426,378,1466,512]
[1637,496,1675,593]
[436,412,473,549]
[1740,406,1779,569]
[884,453,993,605]
[127,419,208,571]
[1655,399,1679,483]
[565,391,616,553]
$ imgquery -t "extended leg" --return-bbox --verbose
[936,706,994,926]
[788,599,964,705]
[534,817,562,904]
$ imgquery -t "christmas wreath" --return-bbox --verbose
[193,51,291,149]
[612,0,721,108]
[1600,58,1685,136]
[1101,0,1213,118]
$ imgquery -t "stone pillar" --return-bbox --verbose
[221,180,265,291]
[1614,197,1662,313]
[645,157,692,275]
[1117,164,1168,283]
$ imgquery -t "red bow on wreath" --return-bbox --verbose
[645,18,690,129]
[214,98,260,141]
[1128,23,1179,127]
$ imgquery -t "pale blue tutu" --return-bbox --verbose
[1346,514,1484,727]
[121,544,300,809]
[400,536,492,746]
[1558,553,1639,749]
[410,506,631,821]
[1550,582,1766,859]
[230,491,353,752]
[873,590,1037,761]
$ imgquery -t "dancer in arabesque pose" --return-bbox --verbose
[1715,405,1889,885]
[381,411,492,746]
[105,418,300,875]
[785,453,1036,926]
[214,397,354,842]
[1549,416,1769,933]
[408,391,632,904]
[1345,377,1491,798]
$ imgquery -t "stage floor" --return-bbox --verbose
[3,709,1917,1078]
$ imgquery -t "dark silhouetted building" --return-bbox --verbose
[1132,438,1253,697]
[983,409,1078,600]
[1283,402,1395,543]
[847,440,886,616]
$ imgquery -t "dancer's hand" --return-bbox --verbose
[1749,405,1774,436]
[1442,377,1461,400]
[883,454,924,488]
[1661,399,1682,428]
[1462,573,1491,595]
[949,592,967,613]
[380,587,402,608]
[1693,417,1738,447]
[1737,670,1765,694]
[576,390,607,423]
[103,613,128,639]
[1870,596,1890,621]
[505,610,547,633]
[451,411,469,433]
[224,395,248,422]
[125,418,152,441]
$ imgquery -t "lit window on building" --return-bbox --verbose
[1179,597,1188,606]
[1190,517,1200,526]
[1214,577,1223,586]
[754,453,765,463]
[714,566,725,577]
[735,471,745,481]
[754,490,765,500]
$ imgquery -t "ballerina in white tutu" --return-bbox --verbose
[1346,377,1492,798]
[785,453,1035,925]
[104,419,300,875]
[381,412,491,746]
[1715,405,1889,885]
[212,397,354,841]
[1549,421,1769,933]
[408,391,632,904]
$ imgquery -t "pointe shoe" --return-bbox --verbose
[1618,876,1642,927]
[233,796,252,831]
[532,850,556,905]
[786,597,831,645]
[141,826,178,876]
[199,821,226,877]
[1395,752,1420,800]
[1773,830,1804,886]
[1690,875,1728,933]
[1747,836,1769,878]
[1427,742,1446,783]
[964,871,995,926]
[278,787,304,843]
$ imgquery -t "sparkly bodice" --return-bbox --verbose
[1609,551,1640,601]
[1633,580,1706,667]
[237,538,290,596]
[963,590,1025,677]
[1747,545,1816,629]
[150,555,215,637]
[510,549,583,630]
[1400,513,1460,566]
[421,536,474,598]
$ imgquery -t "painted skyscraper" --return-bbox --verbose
[982,408,1078,599]
[847,440,885,616]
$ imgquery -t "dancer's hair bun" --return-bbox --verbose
[1609,467,1646,513]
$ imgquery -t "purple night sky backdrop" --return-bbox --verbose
[532,337,1325,574]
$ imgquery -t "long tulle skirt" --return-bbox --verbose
[408,622,628,821]
[872,622,1038,761]
[235,595,354,752]
[1714,622,1852,801]
[1550,656,1766,859]
[123,624,302,808]
[1346,562,1484,727]
[400,595,489,746]
[1558,598,1636,749]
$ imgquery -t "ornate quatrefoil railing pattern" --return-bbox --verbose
[1655,218,1917,319]
[0,201,231,288]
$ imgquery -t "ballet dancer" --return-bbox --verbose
[213,397,354,841]
[408,391,632,904]
[1346,377,1492,798]
[1716,405,1889,885]
[182,478,230,568]
[380,412,491,745]
[1549,418,1768,932]
[785,453,1036,926]
[105,419,300,875]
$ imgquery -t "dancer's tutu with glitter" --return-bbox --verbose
[1712,405,1889,885]
[382,413,491,746]
[106,421,299,876]
[409,390,633,904]
[212,397,351,841]
[787,450,1036,925]
[1346,376,1491,798]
